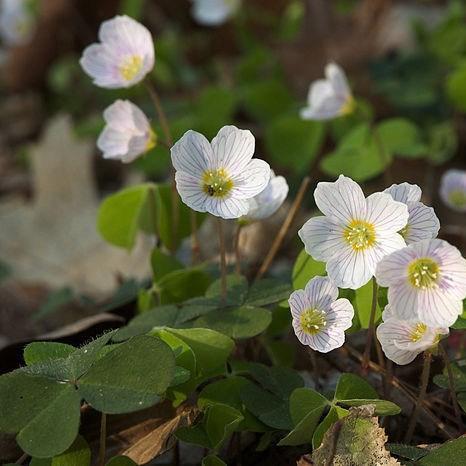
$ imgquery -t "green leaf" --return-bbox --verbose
[151,248,183,281]
[265,115,324,175]
[388,443,429,461]
[337,399,400,416]
[193,306,272,339]
[50,435,91,466]
[245,279,292,307]
[419,437,466,465]
[120,0,146,19]
[0,372,81,457]
[292,249,326,290]
[105,456,138,466]
[321,124,392,182]
[206,274,248,307]
[426,121,458,165]
[78,335,175,414]
[97,183,156,250]
[24,342,75,366]
[446,62,466,113]
[353,280,381,329]
[312,406,348,449]
[334,373,378,401]
[202,455,227,466]
[376,118,426,158]
[433,363,466,391]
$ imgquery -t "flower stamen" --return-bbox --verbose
[300,308,327,335]
[408,258,439,289]
[344,219,376,251]
[120,55,143,81]
[202,168,233,198]
[409,323,427,342]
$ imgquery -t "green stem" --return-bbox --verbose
[234,223,243,275]
[98,412,107,466]
[217,217,227,304]
[362,277,378,372]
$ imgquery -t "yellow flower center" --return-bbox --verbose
[409,323,427,342]
[300,309,327,335]
[202,168,233,198]
[448,190,466,209]
[120,55,143,81]
[145,128,157,152]
[339,95,355,116]
[343,219,376,251]
[408,258,439,289]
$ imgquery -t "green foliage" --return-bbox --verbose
[33,287,74,321]
[30,435,91,466]
[426,121,458,165]
[419,437,466,465]
[264,115,324,175]
[202,455,227,466]
[292,249,326,290]
[353,280,381,330]
[23,342,75,366]
[105,456,138,466]
[446,62,466,113]
[433,362,466,392]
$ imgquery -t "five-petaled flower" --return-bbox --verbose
[289,276,354,353]
[171,125,270,219]
[244,170,288,221]
[299,175,409,289]
[376,305,448,365]
[97,100,156,163]
[80,15,154,89]
[190,0,241,26]
[300,63,354,121]
[376,238,466,328]
[440,169,466,213]
[384,183,440,245]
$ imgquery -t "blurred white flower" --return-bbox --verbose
[384,182,439,245]
[244,170,288,221]
[376,239,466,328]
[0,0,35,46]
[300,63,354,121]
[97,100,156,163]
[377,305,448,365]
[191,0,241,26]
[289,276,354,353]
[171,125,270,219]
[298,175,408,289]
[440,169,466,213]
[80,15,154,89]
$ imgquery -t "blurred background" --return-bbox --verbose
[0,0,465,350]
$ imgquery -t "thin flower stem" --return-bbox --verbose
[190,212,201,265]
[372,125,392,186]
[98,412,107,466]
[362,276,378,372]
[234,223,243,275]
[15,453,28,464]
[217,217,227,304]
[145,81,173,146]
[439,342,464,432]
[307,347,321,390]
[405,351,432,443]
[255,176,311,280]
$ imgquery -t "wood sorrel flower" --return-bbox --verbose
[171,126,270,219]
[0,0,35,46]
[384,183,440,245]
[298,175,409,289]
[97,100,156,163]
[244,170,288,221]
[289,276,354,353]
[377,305,448,365]
[80,15,154,89]
[300,63,354,121]
[440,169,466,213]
[376,239,466,328]
[190,0,241,26]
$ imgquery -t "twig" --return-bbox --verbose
[15,453,28,465]
[405,351,432,443]
[362,277,378,372]
[217,217,227,304]
[255,176,311,280]
[439,343,464,432]
[308,347,321,390]
[234,223,243,275]
[98,412,107,466]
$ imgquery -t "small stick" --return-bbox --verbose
[145,81,173,146]
[98,412,107,466]
[255,176,311,280]
[234,223,243,275]
[362,276,378,372]
[217,217,227,304]
[307,347,321,390]
[405,351,432,443]
[439,342,464,432]
[15,453,28,464]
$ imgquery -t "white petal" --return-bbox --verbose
[377,320,421,365]
[326,247,373,289]
[175,171,208,213]
[230,159,270,200]
[383,182,422,204]
[289,289,309,320]
[365,192,409,233]
[417,289,463,328]
[171,130,212,176]
[97,127,131,158]
[327,298,354,330]
[80,44,123,88]
[211,125,255,175]
[304,276,339,310]
[404,202,440,244]
[298,216,346,262]
[124,135,149,163]
[191,0,239,26]
[314,175,366,224]
[205,196,249,219]
[246,174,288,221]
[387,284,419,321]
[440,169,466,212]
[308,328,346,353]
[375,246,415,287]
[435,241,466,300]
[326,63,351,98]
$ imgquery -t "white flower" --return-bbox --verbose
[376,239,466,328]
[190,0,240,26]
[80,15,154,89]
[298,175,409,289]
[384,183,439,245]
[377,305,448,365]
[440,169,466,213]
[244,170,288,221]
[289,276,354,353]
[97,100,156,163]
[300,63,354,121]
[171,125,270,219]
[0,0,35,46]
